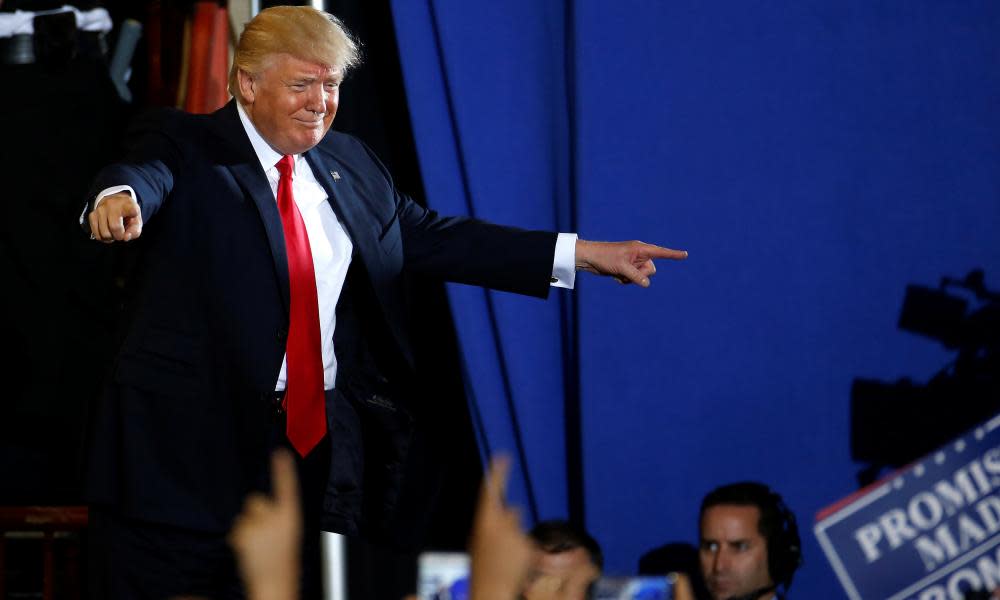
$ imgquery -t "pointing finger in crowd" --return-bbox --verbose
[270,448,300,509]
[481,455,511,512]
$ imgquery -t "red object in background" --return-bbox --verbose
[208,6,230,109]
[185,2,230,114]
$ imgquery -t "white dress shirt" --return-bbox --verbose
[236,104,352,391]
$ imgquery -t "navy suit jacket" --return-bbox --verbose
[85,101,557,536]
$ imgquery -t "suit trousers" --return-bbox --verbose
[86,389,361,599]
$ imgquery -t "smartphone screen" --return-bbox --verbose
[592,576,674,600]
[416,552,470,600]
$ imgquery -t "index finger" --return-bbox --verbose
[481,454,512,510]
[640,244,688,260]
[270,448,300,506]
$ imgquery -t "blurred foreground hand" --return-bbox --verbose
[229,449,302,600]
[469,455,535,600]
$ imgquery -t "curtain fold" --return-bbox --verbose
[389,0,576,523]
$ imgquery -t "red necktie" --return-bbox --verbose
[275,155,326,457]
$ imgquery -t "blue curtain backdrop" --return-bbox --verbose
[390,0,1000,595]
[389,0,577,525]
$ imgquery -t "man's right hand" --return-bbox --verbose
[88,191,143,243]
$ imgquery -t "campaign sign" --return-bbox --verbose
[814,414,1000,600]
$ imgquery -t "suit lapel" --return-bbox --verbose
[211,102,291,311]
[305,150,378,266]
[306,147,417,366]
[209,103,389,317]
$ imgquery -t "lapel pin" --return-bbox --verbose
[330,171,341,181]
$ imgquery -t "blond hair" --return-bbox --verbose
[229,6,361,102]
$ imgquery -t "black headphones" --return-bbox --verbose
[701,482,803,593]
[760,486,803,591]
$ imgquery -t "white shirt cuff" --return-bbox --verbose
[95,185,137,208]
[550,232,577,289]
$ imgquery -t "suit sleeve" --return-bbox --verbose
[85,109,187,226]
[356,142,558,299]
[397,198,557,298]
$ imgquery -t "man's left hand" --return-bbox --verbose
[575,240,687,287]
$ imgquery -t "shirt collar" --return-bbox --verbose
[236,101,300,175]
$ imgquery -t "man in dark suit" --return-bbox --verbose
[83,6,686,598]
